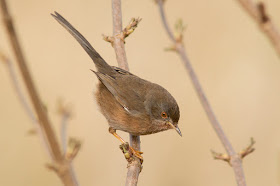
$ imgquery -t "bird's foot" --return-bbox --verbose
[129,146,143,160]
[119,142,143,164]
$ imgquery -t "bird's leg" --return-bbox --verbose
[109,127,143,160]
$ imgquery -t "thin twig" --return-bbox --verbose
[65,138,82,161]
[156,1,251,185]
[111,0,142,185]
[0,52,51,158]
[1,53,37,124]
[212,138,255,165]
[60,113,70,153]
[239,138,255,159]
[0,1,78,185]
[57,100,73,153]
[236,0,280,57]
[211,150,231,164]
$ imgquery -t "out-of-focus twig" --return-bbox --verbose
[0,1,79,185]
[65,138,81,161]
[110,0,142,186]
[156,0,254,186]
[0,51,51,158]
[0,51,37,124]
[237,0,280,57]
[57,100,73,153]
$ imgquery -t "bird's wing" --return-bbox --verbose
[93,70,148,115]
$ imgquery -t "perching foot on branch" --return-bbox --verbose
[119,142,144,164]
[120,142,134,163]
[109,128,143,163]
[119,142,143,171]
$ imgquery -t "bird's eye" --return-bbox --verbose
[161,112,168,119]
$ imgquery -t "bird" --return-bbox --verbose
[52,12,181,160]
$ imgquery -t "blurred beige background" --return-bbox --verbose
[1,0,280,185]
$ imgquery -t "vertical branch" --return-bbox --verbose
[126,135,141,186]
[156,0,249,186]
[112,0,129,70]
[0,1,78,185]
[111,0,141,185]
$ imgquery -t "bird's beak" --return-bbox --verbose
[167,121,182,137]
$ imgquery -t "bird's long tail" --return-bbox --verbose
[51,11,113,74]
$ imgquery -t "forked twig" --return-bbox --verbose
[212,138,255,165]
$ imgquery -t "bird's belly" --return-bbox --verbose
[95,83,152,135]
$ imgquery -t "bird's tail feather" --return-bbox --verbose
[51,11,113,74]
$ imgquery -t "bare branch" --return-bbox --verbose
[212,138,255,165]
[127,135,142,186]
[236,0,280,57]
[156,1,254,185]
[1,51,37,124]
[0,1,79,185]
[0,0,61,162]
[110,0,142,185]
[111,0,129,70]
[0,51,52,158]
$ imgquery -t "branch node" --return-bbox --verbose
[257,2,270,23]
[239,137,255,159]
[46,163,59,173]
[103,34,114,46]
[105,17,141,46]
[56,99,73,118]
[26,128,37,136]
[65,137,82,161]
[46,162,70,178]
[164,45,177,52]
[121,17,142,41]
[0,50,9,64]
[119,142,134,163]
[211,150,231,165]
[174,18,186,43]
